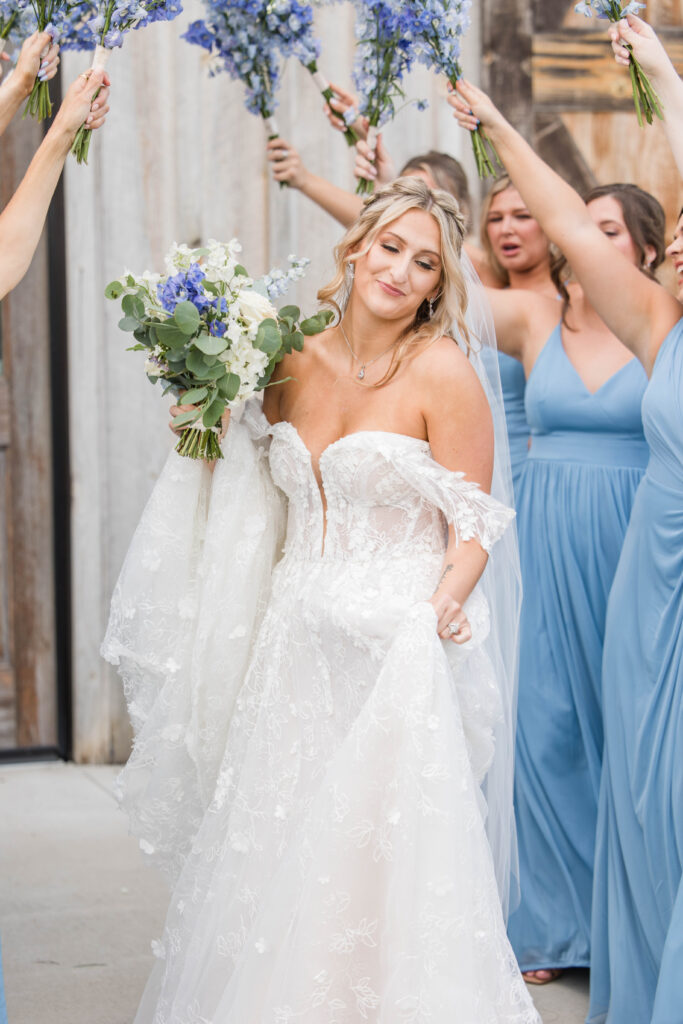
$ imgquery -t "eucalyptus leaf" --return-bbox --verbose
[194,333,228,356]
[156,323,190,350]
[300,311,334,336]
[203,363,227,380]
[172,409,201,429]
[104,280,124,300]
[118,316,140,332]
[218,372,241,401]
[203,395,226,428]
[279,304,300,322]
[133,326,152,345]
[174,300,201,335]
[122,294,145,320]
[255,319,282,354]
[187,348,211,376]
[182,386,209,404]
[291,330,304,352]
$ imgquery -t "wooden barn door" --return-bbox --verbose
[0,117,65,757]
[482,0,683,255]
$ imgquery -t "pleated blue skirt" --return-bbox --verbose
[508,432,648,971]
[588,474,683,1022]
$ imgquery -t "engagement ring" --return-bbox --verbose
[447,621,461,636]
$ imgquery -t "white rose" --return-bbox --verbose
[237,289,277,326]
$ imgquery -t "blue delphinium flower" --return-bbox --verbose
[575,0,644,17]
[158,264,212,314]
[351,0,421,132]
[183,0,283,119]
[0,0,36,49]
[574,0,660,126]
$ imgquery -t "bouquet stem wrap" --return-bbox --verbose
[71,44,110,164]
[356,122,378,195]
[306,61,359,146]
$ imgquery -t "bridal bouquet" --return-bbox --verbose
[106,239,332,460]
[575,0,661,125]
[352,0,422,193]
[413,0,501,177]
[70,0,184,162]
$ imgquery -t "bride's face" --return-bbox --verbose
[351,209,442,322]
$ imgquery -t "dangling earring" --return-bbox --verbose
[346,261,355,280]
[428,296,434,318]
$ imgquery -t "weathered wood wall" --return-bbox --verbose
[0,118,58,751]
[61,2,474,762]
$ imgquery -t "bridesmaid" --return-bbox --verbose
[449,101,667,985]
[480,176,558,492]
[587,20,683,1020]
[448,78,682,1007]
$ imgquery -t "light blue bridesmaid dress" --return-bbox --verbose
[498,350,529,494]
[507,322,649,972]
[588,318,683,1024]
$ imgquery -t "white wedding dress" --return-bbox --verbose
[103,399,540,1024]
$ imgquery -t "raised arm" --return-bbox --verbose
[0,69,110,299]
[0,31,59,136]
[449,79,682,372]
[610,15,683,178]
[266,136,362,228]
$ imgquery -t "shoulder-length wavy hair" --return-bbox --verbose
[317,176,470,387]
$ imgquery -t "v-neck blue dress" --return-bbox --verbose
[507,322,649,972]
[588,319,683,1023]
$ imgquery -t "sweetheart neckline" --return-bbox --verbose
[269,421,431,474]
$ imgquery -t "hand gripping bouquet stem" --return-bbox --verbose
[70,0,183,164]
[260,0,359,145]
[575,0,662,126]
[412,0,502,178]
[106,239,333,460]
[351,0,420,194]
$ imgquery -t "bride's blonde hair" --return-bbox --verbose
[317,176,470,386]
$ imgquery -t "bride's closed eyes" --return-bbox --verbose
[379,241,439,273]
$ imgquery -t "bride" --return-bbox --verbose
[103,177,539,1023]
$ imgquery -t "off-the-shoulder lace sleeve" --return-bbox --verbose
[102,413,286,882]
[389,446,515,552]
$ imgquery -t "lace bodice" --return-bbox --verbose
[244,403,514,566]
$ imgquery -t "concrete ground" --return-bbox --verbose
[0,762,590,1024]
